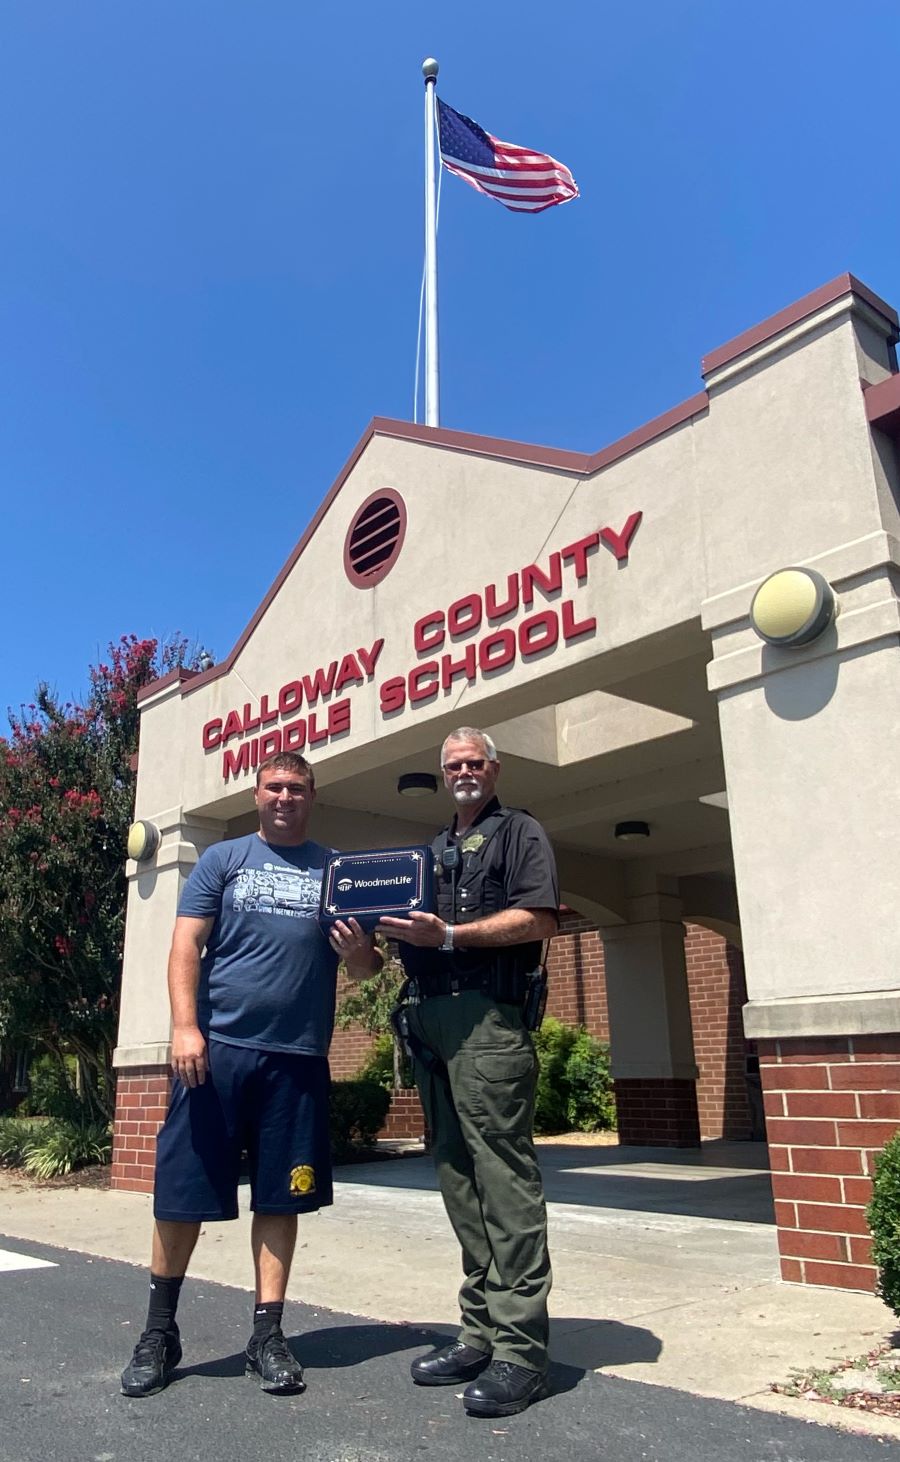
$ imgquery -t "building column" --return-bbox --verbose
[601,874,700,1147]
[110,812,222,1193]
[703,533,900,1291]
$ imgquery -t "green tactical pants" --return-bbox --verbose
[407,988,551,1373]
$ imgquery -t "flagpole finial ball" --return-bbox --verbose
[422,58,439,81]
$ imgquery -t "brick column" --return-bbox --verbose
[685,927,754,1141]
[761,1033,900,1292]
[110,1064,170,1194]
[601,874,700,1148]
[378,1089,426,1140]
[613,1077,700,1146]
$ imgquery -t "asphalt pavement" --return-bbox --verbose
[1,1233,897,1462]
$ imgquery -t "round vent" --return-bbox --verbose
[343,489,407,588]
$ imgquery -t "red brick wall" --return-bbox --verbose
[379,1089,426,1140]
[614,1077,701,1147]
[685,925,753,1141]
[545,910,609,1035]
[761,1034,900,1292]
[330,968,379,1079]
[542,914,751,1141]
[110,1065,170,1194]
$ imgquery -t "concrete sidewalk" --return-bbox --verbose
[1,1139,897,1439]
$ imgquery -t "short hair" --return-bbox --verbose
[256,751,315,789]
[440,728,499,766]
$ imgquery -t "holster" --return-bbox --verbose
[522,967,549,1032]
[389,979,443,1075]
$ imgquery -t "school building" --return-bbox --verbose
[112,273,900,1295]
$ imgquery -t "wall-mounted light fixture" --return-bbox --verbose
[398,772,438,797]
[127,819,160,862]
[614,820,650,841]
[750,567,837,648]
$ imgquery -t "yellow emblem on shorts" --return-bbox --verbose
[290,1164,316,1196]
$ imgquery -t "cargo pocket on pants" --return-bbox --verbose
[469,1049,536,1133]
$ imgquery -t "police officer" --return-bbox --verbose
[379,727,558,1418]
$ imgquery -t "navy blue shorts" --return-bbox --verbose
[153,1039,333,1222]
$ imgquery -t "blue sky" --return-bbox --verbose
[2,1,899,719]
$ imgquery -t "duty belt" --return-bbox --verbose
[408,971,489,1001]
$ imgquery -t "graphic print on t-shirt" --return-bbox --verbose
[232,861,321,919]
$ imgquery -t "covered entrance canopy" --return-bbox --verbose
[114,273,900,1294]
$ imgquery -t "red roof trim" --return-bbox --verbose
[136,666,199,705]
[864,372,900,441]
[702,273,899,378]
[371,394,709,476]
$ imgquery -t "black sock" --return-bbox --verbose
[253,1301,284,1340]
[145,1273,183,1337]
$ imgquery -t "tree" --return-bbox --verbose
[334,939,408,1089]
[0,635,207,1122]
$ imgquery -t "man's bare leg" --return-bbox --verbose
[151,1219,202,1277]
[121,1221,200,1396]
[246,1213,304,1392]
[251,1212,298,1301]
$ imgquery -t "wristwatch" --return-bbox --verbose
[440,922,454,951]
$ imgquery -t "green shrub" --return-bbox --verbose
[21,1119,112,1178]
[355,1032,412,1092]
[867,1131,900,1318]
[532,1017,616,1135]
[0,1117,40,1167]
[355,1034,395,1092]
[21,1055,84,1122]
[533,1018,577,1133]
[565,1029,616,1132]
[329,1079,391,1161]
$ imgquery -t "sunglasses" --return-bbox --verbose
[443,758,487,773]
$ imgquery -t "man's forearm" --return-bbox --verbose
[452,908,557,948]
[168,948,203,1029]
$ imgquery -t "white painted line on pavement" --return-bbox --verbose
[0,1246,57,1272]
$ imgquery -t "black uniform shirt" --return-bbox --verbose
[403,797,559,982]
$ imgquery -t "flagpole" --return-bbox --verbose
[422,57,440,427]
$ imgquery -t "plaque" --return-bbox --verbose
[318,846,434,933]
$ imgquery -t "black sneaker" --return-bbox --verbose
[120,1329,182,1397]
[463,1359,548,1416]
[245,1328,305,1394]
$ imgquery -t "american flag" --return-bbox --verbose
[437,98,578,214]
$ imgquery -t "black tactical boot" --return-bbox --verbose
[463,1359,548,1416]
[411,1340,492,1386]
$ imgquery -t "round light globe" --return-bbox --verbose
[127,819,160,862]
[750,567,837,647]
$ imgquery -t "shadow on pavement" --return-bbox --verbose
[173,1314,661,1390]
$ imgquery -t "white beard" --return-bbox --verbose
[452,783,481,805]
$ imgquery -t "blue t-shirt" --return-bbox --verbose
[178,833,338,1056]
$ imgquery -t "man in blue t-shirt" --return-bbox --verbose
[121,751,379,1399]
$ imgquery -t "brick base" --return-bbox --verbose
[378,1088,425,1141]
[110,1064,170,1194]
[761,1033,900,1293]
[613,1077,701,1147]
